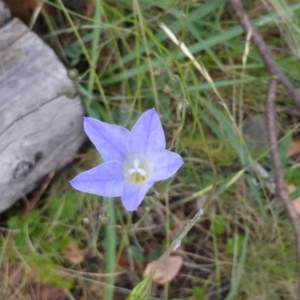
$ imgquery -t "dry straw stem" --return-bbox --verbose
[229,0,300,110]
[229,1,300,296]
[265,78,300,299]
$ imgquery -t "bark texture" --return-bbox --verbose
[0,1,85,212]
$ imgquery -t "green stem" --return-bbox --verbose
[104,198,116,300]
[152,208,204,273]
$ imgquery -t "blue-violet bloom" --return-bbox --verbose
[70,108,184,211]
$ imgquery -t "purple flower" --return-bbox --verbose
[70,108,183,211]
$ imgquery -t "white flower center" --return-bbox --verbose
[123,153,152,185]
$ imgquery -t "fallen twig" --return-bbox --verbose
[22,170,55,218]
[229,0,300,110]
[265,78,300,299]
[229,2,300,295]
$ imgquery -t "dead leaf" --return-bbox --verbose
[27,283,67,300]
[64,242,84,264]
[0,262,69,300]
[4,0,53,24]
[0,262,24,288]
[287,139,300,157]
[143,255,183,285]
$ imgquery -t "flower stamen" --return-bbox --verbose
[123,154,152,185]
[128,159,147,176]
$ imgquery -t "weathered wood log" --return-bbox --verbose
[0,2,85,212]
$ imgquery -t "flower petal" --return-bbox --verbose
[84,117,129,162]
[128,108,166,156]
[70,161,124,197]
[122,182,153,211]
[148,150,183,182]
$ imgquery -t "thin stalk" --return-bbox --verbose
[116,212,132,265]
[103,198,117,300]
[163,193,170,300]
[133,0,160,111]
[87,1,102,109]
[55,0,112,121]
